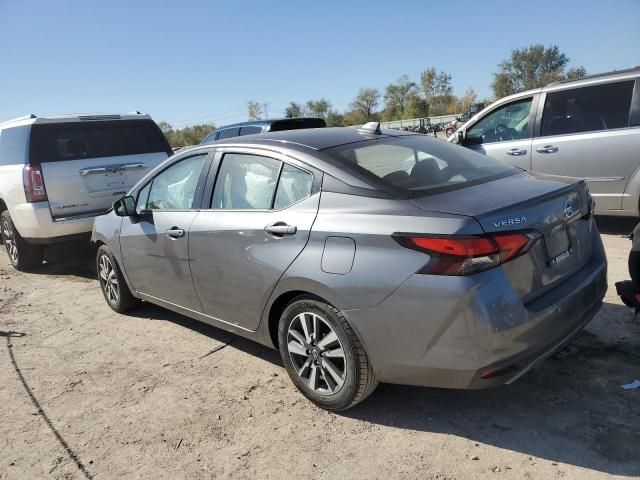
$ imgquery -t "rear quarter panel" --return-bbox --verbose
[261,192,483,345]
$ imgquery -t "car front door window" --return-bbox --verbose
[145,154,207,210]
[467,98,533,145]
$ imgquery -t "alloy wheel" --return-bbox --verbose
[98,254,120,305]
[2,220,18,265]
[287,312,347,395]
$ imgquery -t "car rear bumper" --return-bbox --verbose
[345,234,607,389]
[11,202,95,242]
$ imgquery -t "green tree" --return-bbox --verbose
[491,44,586,98]
[384,75,417,119]
[158,122,215,148]
[247,101,263,120]
[325,109,344,127]
[285,102,304,118]
[349,88,381,121]
[305,98,331,118]
[420,67,453,100]
[406,93,429,119]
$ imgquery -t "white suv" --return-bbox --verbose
[0,113,171,270]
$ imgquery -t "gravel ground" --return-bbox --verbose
[0,217,638,480]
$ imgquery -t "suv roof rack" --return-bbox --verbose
[548,66,640,86]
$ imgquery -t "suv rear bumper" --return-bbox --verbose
[11,202,95,243]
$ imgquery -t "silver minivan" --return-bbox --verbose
[451,67,640,216]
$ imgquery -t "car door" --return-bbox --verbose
[462,95,537,170]
[189,150,321,331]
[531,80,637,212]
[119,152,211,310]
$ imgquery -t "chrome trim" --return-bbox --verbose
[80,163,146,176]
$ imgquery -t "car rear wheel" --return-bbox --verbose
[96,245,140,313]
[278,297,377,411]
[1,211,43,271]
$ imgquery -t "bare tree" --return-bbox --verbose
[247,101,263,120]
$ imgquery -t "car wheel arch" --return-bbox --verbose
[265,280,348,349]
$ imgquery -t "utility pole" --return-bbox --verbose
[262,102,269,119]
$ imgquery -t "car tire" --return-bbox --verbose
[96,245,140,313]
[446,128,454,137]
[1,211,43,271]
[278,296,378,411]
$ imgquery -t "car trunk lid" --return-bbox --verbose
[411,172,594,302]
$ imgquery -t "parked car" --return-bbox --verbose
[201,117,326,144]
[0,113,171,270]
[93,123,606,411]
[450,67,640,216]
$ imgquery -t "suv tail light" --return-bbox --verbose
[393,231,540,276]
[23,165,48,203]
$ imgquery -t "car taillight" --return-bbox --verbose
[393,231,540,276]
[23,165,48,203]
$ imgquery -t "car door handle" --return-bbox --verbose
[120,162,146,171]
[165,227,185,239]
[536,145,559,154]
[506,148,527,156]
[265,222,297,237]
[79,167,108,176]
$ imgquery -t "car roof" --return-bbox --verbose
[0,112,152,128]
[213,126,416,151]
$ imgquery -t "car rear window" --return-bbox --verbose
[29,120,171,163]
[325,136,517,195]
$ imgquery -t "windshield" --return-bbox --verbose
[326,136,517,194]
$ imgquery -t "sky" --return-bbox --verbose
[0,0,638,127]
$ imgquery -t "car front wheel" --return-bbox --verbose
[278,297,377,411]
[96,245,140,313]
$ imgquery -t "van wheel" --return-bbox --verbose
[1,211,43,270]
[278,297,378,411]
[96,245,140,313]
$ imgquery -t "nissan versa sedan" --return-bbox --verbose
[92,123,607,411]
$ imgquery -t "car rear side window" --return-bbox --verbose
[212,154,281,209]
[326,136,516,194]
[274,164,312,209]
[541,81,635,137]
[29,120,170,163]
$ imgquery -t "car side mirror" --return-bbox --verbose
[456,130,466,144]
[113,195,137,217]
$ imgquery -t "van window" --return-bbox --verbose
[466,98,533,144]
[217,128,240,140]
[202,131,217,144]
[240,126,263,136]
[541,81,634,137]
[29,120,170,163]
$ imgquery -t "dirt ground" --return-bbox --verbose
[0,217,638,480]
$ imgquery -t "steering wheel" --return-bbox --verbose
[494,124,514,142]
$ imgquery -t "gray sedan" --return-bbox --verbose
[92,123,607,411]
